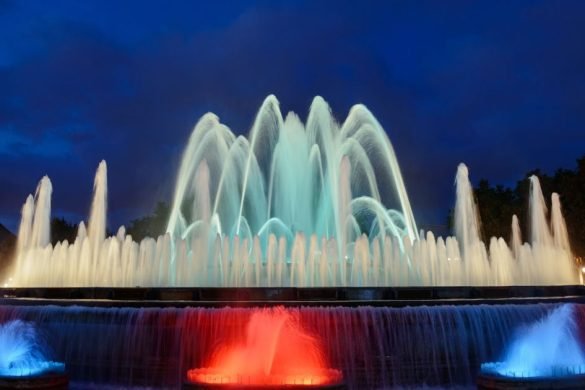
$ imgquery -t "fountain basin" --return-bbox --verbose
[184,368,345,389]
[478,363,585,389]
[0,370,68,390]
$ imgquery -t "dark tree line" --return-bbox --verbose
[473,155,585,257]
[49,202,171,244]
[124,201,171,242]
[0,202,172,272]
[51,217,78,245]
[0,225,16,275]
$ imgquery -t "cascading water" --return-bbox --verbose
[0,302,575,388]
[7,95,578,287]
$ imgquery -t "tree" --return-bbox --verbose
[475,179,520,241]
[0,225,16,277]
[472,155,585,257]
[126,202,171,242]
[51,217,78,244]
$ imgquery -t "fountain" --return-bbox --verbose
[0,302,573,388]
[185,307,343,389]
[0,320,67,389]
[479,304,585,388]
[0,95,583,389]
[6,95,578,287]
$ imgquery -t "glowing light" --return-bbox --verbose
[187,307,343,387]
[481,305,585,378]
[0,320,65,378]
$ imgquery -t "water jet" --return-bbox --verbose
[0,320,67,389]
[478,305,585,389]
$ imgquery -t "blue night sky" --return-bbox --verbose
[1,0,584,233]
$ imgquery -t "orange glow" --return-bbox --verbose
[187,307,342,387]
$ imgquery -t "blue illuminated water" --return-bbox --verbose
[0,320,64,377]
[481,304,585,378]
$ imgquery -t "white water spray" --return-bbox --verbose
[9,96,579,287]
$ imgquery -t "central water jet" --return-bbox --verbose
[185,307,343,389]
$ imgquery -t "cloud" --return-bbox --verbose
[1,0,584,233]
[0,126,75,157]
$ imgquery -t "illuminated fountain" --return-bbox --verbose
[8,95,578,287]
[185,307,343,388]
[0,320,67,389]
[2,95,583,389]
[479,304,585,388]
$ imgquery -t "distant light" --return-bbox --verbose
[581,267,585,273]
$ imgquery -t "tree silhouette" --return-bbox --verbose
[126,202,171,242]
[51,217,78,245]
[473,155,585,257]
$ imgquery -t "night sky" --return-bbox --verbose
[1,0,584,233]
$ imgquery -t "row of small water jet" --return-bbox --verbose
[452,164,577,286]
[8,96,578,287]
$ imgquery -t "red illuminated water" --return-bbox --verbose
[187,307,342,387]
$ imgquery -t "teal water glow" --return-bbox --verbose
[167,95,418,247]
